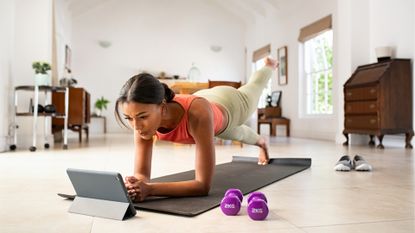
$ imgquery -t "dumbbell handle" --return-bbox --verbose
[225,189,243,202]
[247,192,267,204]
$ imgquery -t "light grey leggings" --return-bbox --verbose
[194,67,273,145]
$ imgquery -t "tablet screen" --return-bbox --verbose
[67,168,132,203]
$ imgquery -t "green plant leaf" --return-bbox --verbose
[32,61,51,74]
[94,97,110,110]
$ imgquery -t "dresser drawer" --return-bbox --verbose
[345,86,378,101]
[345,101,378,114]
[345,115,379,129]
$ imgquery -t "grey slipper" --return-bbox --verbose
[353,155,372,171]
[334,155,353,171]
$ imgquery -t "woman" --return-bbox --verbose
[115,57,278,202]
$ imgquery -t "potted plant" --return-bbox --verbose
[32,61,51,86]
[94,97,110,116]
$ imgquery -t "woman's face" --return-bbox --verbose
[121,101,163,140]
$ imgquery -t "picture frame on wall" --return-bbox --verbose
[277,46,288,85]
[65,45,71,71]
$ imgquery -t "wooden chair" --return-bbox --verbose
[257,107,290,137]
[208,80,242,147]
[208,80,242,89]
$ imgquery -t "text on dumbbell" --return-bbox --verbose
[224,204,236,209]
[251,208,263,213]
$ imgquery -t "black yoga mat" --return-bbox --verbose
[135,156,311,216]
[59,156,311,217]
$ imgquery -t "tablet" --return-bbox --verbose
[66,168,136,220]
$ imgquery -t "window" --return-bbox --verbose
[252,58,271,108]
[298,15,333,116]
[299,15,333,116]
[252,44,271,108]
[303,30,333,115]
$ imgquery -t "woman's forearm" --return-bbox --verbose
[148,180,210,197]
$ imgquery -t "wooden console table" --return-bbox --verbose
[257,107,290,137]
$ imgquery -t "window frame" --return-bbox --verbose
[299,29,334,118]
[252,44,271,109]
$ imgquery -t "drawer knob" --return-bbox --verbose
[369,104,375,109]
[370,119,376,124]
[370,88,376,94]
[347,92,352,96]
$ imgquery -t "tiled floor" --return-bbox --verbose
[0,134,414,233]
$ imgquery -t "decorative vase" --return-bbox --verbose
[187,63,200,82]
[34,73,51,86]
[375,46,392,62]
[95,108,102,117]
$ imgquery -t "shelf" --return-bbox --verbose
[16,112,66,118]
[11,85,69,151]
[157,77,186,80]
[15,85,67,92]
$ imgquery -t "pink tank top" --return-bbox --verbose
[156,94,224,144]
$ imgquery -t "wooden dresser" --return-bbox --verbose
[343,59,413,149]
[52,87,91,142]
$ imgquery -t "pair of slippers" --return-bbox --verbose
[334,155,372,172]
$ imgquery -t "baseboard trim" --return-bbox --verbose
[336,132,411,146]
[290,129,337,141]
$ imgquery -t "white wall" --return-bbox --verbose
[350,0,370,69]
[246,0,414,143]
[14,0,52,86]
[334,0,352,144]
[336,0,371,145]
[11,0,53,148]
[72,0,246,133]
[369,0,414,61]
[242,6,282,130]
[0,0,15,152]
[246,0,337,140]
[3,0,74,150]
[4,0,414,146]
[336,0,414,144]
[55,0,72,81]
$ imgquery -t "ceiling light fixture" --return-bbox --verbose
[98,40,112,48]
[210,45,222,52]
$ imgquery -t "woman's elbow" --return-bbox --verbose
[198,182,211,196]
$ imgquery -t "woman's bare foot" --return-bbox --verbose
[256,137,270,165]
[265,57,279,70]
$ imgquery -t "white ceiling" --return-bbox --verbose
[64,0,301,24]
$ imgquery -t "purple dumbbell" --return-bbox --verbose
[247,192,269,220]
[220,188,243,216]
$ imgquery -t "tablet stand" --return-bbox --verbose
[69,196,136,220]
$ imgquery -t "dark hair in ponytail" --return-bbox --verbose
[114,73,175,128]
